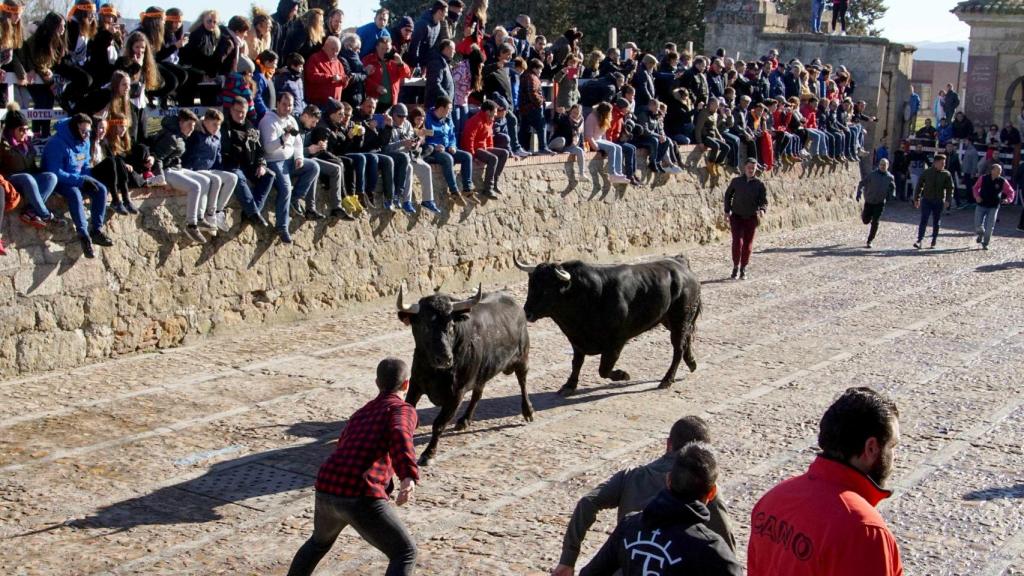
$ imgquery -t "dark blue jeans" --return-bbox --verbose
[621,142,637,177]
[58,179,108,236]
[230,168,276,217]
[518,108,548,152]
[917,198,944,243]
[287,493,416,576]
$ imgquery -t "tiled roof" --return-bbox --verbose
[953,0,1024,15]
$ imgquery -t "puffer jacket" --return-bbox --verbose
[220,116,266,172]
[150,114,189,170]
[273,67,307,113]
[41,119,92,186]
[182,125,223,171]
[0,137,37,175]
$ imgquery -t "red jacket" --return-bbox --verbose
[304,50,347,107]
[460,110,493,153]
[362,52,412,106]
[748,456,903,576]
[315,392,419,499]
[800,104,818,130]
[606,107,627,142]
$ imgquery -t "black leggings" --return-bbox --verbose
[93,156,131,205]
[832,1,848,32]
[151,62,188,104]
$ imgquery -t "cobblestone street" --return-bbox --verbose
[2,203,1024,575]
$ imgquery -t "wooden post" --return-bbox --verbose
[609,28,617,50]
[685,41,693,56]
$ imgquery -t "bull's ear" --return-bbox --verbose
[558,281,572,294]
[398,312,414,325]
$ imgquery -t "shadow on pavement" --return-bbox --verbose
[30,379,657,533]
[963,484,1024,501]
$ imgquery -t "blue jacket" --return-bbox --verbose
[274,67,306,114]
[909,93,921,116]
[425,108,457,149]
[254,71,272,121]
[182,125,223,171]
[41,118,91,187]
[357,22,390,59]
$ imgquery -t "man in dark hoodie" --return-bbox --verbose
[222,96,277,230]
[579,442,742,576]
[271,0,301,56]
[552,416,737,576]
[424,39,455,109]
[407,0,446,70]
[339,33,368,109]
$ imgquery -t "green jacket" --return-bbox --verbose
[914,167,955,203]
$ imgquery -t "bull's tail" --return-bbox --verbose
[683,298,701,372]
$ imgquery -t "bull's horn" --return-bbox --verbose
[513,253,537,273]
[397,285,420,314]
[554,267,571,282]
[452,283,483,312]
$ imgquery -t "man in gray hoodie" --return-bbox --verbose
[857,158,896,248]
[550,416,736,576]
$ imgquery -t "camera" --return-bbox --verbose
[285,127,300,137]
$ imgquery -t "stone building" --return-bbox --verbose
[705,0,916,146]
[953,0,1024,128]
[912,60,966,122]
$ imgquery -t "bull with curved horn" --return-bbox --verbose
[395,283,534,465]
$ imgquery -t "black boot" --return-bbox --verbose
[79,234,95,259]
[730,266,739,279]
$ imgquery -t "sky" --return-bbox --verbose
[876,0,970,44]
[115,0,970,44]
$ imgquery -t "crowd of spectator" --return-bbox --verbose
[893,83,1024,216]
[1,0,876,256]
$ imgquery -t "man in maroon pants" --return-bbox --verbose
[724,158,768,280]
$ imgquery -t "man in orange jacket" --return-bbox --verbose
[460,100,508,200]
[747,387,903,576]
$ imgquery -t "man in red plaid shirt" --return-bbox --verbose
[288,358,421,575]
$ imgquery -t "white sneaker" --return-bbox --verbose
[609,174,631,184]
[666,165,684,174]
[579,173,591,182]
[146,174,167,186]
[216,211,229,232]
[202,213,219,233]
[514,150,531,159]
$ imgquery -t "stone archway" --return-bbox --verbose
[1005,75,1024,125]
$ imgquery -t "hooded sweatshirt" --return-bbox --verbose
[580,489,742,576]
[41,118,92,187]
[259,110,304,162]
[150,115,189,170]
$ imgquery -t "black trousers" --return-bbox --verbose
[288,493,416,576]
[93,156,131,205]
[861,202,884,243]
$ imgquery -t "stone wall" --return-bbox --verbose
[0,151,860,376]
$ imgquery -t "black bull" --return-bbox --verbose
[397,285,534,465]
[516,254,702,395]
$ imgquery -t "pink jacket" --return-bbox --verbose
[972,175,1016,205]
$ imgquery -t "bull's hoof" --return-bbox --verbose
[609,369,631,382]
[522,410,535,423]
[417,453,435,467]
[454,418,471,431]
[557,384,578,397]
[685,359,698,373]
[658,379,675,390]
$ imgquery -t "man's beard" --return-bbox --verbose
[868,446,893,487]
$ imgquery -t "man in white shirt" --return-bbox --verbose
[259,91,320,244]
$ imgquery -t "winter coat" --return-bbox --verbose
[858,169,896,204]
[518,70,543,114]
[459,110,493,153]
[356,22,390,59]
[553,67,580,110]
[254,71,275,121]
[41,119,93,187]
[362,52,412,107]
[339,47,368,108]
[221,72,256,121]
[304,49,348,107]
[0,138,38,175]
[180,25,239,78]
[424,109,457,149]
[407,10,440,69]
[149,115,189,170]
[273,67,307,113]
[579,490,742,576]
[182,125,223,171]
[220,117,267,172]
[424,51,454,108]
